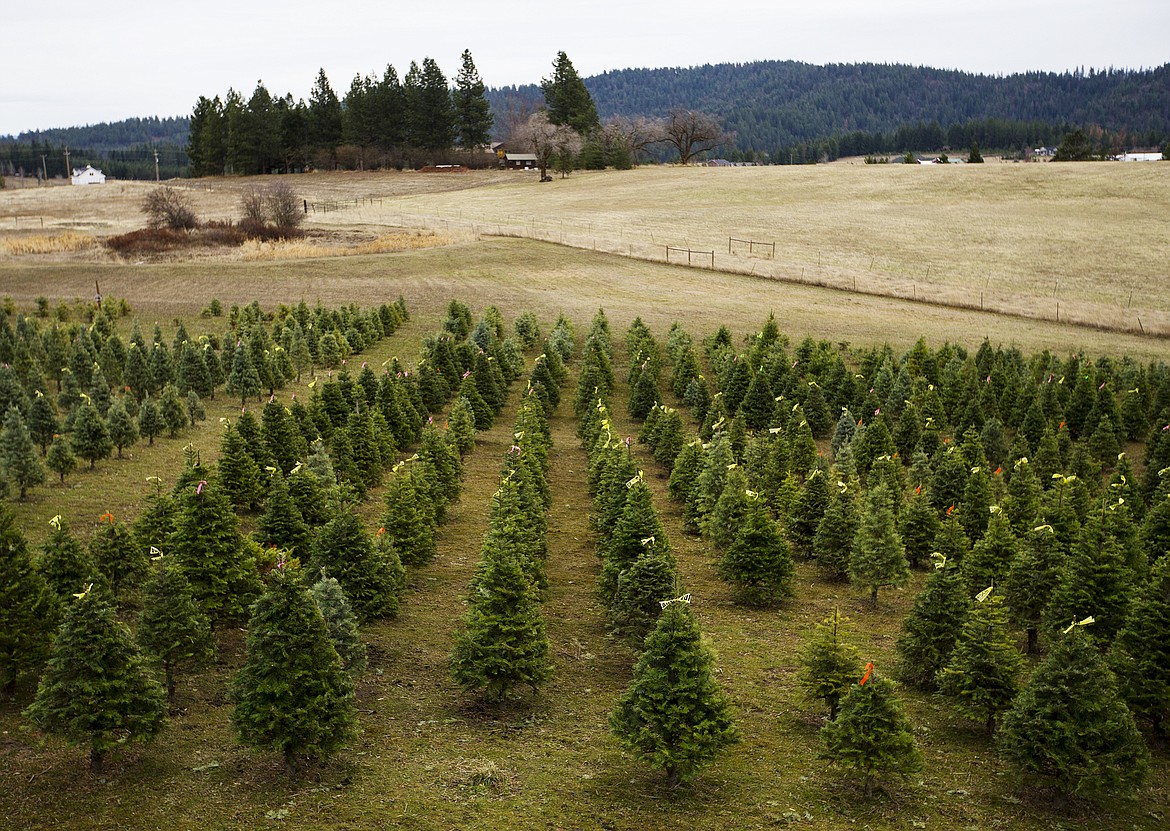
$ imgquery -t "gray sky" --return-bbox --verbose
[2,0,1166,136]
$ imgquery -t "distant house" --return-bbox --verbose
[1118,150,1163,162]
[503,153,537,170]
[704,159,733,167]
[71,165,105,185]
[1033,147,1056,158]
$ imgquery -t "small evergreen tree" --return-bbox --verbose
[137,396,165,445]
[813,480,862,581]
[254,470,311,562]
[105,396,139,459]
[608,544,679,643]
[27,392,59,456]
[45,436,77,483]
[849,484,910,607]
[38,517,97,603]
[998,622,1147,799]
[70,399,113,469]
[231,563,357,776]
[1109,554,1170,735]
[310,511,401,622]
[1002,524,1065,654]
[1,405,45,498]
[24,586,166,771]
[89,516,149,600]
[798,607,863,719]
[937,589,1025,734]
[894,556,968,689]
[310,573,368,677]
[159,383,186,437]
[820,667,922,798]
[447,395,477,456]
[1,507,61,697]
[898,487,941,569]
[137,557,216,702]
[610,600,739,787]
[381,466,437,566]
[718,496,795,606]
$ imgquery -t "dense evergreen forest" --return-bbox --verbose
[3,60,1168,179]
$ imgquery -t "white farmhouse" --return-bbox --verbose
[70,165,106,185]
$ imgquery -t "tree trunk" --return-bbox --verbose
[89,745,105,773]
[165,662,176,703]
[284,748,300,779]
[864,772,874,798]
[870,587,879,608]
[1026,627,1038,655]
[986,711,996,736]
[665,764,680,789]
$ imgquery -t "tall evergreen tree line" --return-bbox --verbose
[187,51,493,176]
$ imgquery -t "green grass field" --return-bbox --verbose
[1,165,1169,830]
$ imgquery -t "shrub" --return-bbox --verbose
[141,186,197,230]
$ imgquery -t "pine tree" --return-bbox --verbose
[1,507,61,697]
[898,487,941,569]
[718,497,795,606]
[27,392,59,456]
[894,557,968,689]
[70,399,112,469]
[89,516,149,600]
[159,383,186,437]
[105,396,139,458]
[255,470,311,562]
[447,395,477,456]
[937,590,1025,734]
[225,341,261,406]
[600,478,669,603]
[998,623,1147,799]
[449,531,551,702]
[217,424,265,511]
[708,466,752,551]
[38,517,97,603]
[45,436,77,483]
[1109,554,1170,735]
[137,557,216,702]
[609,600,738,787]
[137,396,165,445]
[1002,524,1065,655]
[1044,511,1134,645]
[168,479,261,622]
[798,607,863,719]
[310,574,368,677]
[310,512,401,622]
[542,51,599,136]
[24,586,166,771]
[814,480,862,581]
[381,466,437,566]
[1,405,45,498]
[608,544,679,643]
[849,484,910,607]
[821,667,922,797]
[961,510,1018,596]
[231,563,357,776]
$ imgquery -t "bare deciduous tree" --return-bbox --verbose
[601,115,666,163]
[513,112,582,181]
[239,182,304,233]
[662,108,727,165]
[142,186,198,230]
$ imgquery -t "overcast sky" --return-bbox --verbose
[2,0,1167,136]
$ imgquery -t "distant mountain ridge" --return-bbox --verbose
[4,116,190,152]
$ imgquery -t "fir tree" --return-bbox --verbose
[168,479,261,622]
[898,486,941,569]
[449,530,551,702]
[718,496,795,606]
[137,557,216,702]
[998,623,1147,800]
[381,466,437,566]
[1,507,61,697]
[1044,511,1134,645]
[137,396,165,445]
[788,463,832,557]
[961,510,1018,596]
[1002,525,1065,655]
[599,478,669,603]
[708,466,752,551]
[105,396,139,458]
[310,573,368,677]
[1109,554,1170,735]
[849,484,910,607]
[310,511,401,622]
[159,383,186,437]
[798,607,863,719]
[71,399,112,469]
[937,590,1025,734]
[1,405,45,498]
[217,424,264,511]
[231,563,357,776]
[608,544,679,643]
[89,517,149,600]
[814,480,862,581]
[820,667,922,798]
[225,341,261,406]
[447,395,477,456]
[609,600,739,787]
[894,557,968,689]
[45,436,77,483]
[38,517,97,603]
[27,392,59,456]
[255,470,312,562]
[24,585,166,771]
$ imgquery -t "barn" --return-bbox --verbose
[70,165,106,185]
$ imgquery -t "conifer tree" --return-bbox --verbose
[692,432,733,530]
[1,507,61,698]
[1002,524,1064,655]
[849,484,910,607]
[894,556,968,689]
[937,589,1025,734]
[449,529,551,702]
[105,396,139,458]
[231,563,357,776]
[24,585,165,771]
[159,383,186,437]
[447,395,477,456]
[226,341,261,406]
[610,600,738,787]
[1110,554,1170,735]
[788,462,833,557]
[961,509,1019,596]
[1,405,45,498]
[28,392,59,456]
[820,667,922,798]
[310,511,401,622]
[600,478,669,603]
[137,557,216,702]
[381,466,437,566]
[70,398,113,469]
[168,479,261,622]
[89,516,149,600]
[137,396,165,445]
[217,424,265,511]
[255,469,312,561]
[798,607,863,719]
[38,517,97,602]
[668,440,705,505]
[998,622,1147,799]
[708,466,752,551]
[814,480,862,581]
[1044,511,1134,645]
[45,436,77,483]
[719,496,795,606]
[310,573,368,677]
[609,543,679,643]
[898,486,941,569]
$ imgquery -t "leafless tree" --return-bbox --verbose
[513,112,582,180]
[239,182,303,233]
[601,115,666,163]
[662,108,727,165]
[141,186,198,230]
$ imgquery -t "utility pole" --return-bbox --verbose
[153,146,160,181]
[40,154,48,183]
[63,145,71,181]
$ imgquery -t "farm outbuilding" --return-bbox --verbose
[503,153,537,170]
[70,165,106,185]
